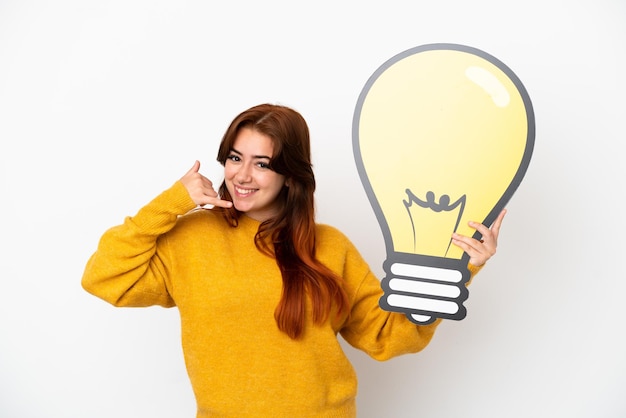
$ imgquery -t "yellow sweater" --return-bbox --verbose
[82,181,479,417]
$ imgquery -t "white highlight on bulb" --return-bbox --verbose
[465,66,510,107]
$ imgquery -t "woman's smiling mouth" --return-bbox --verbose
[235,186,257,196]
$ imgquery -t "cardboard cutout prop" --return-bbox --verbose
[352,44,535,324]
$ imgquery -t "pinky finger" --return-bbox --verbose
[210,198,233,209]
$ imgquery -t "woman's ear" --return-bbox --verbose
[285,178,291,188]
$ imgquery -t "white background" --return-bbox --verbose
[1,1,624,417]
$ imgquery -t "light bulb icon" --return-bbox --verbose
[352,44,535,324]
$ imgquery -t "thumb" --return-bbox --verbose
[185,160,200,175]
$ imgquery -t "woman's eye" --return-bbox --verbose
[257,162,270,169]
[227,154,240,162]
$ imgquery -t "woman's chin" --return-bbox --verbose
[232,201,250,213]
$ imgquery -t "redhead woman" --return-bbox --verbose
[82,103,505,417]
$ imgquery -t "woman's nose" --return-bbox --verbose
[236,163,252,183]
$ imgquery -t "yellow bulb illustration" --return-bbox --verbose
[353,44,534,324]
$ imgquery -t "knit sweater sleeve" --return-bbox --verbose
[81,181,197,307]
[329,227,482,361]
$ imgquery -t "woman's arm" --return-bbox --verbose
[82,162,233,307]
[81,181,196,307]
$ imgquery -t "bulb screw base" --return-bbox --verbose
[379,253,471,324]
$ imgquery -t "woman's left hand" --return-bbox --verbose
[451,209,507,267]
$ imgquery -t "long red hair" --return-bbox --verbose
[216,104,349,339]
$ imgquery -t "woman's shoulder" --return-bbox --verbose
[315,223,372,278]
[315,223,353,248]
[316,222,345,236]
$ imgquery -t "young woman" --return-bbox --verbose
[82,103,505,417]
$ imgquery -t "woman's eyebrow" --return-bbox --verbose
[230,147,271,160]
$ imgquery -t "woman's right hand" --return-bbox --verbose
[180,160,233,208]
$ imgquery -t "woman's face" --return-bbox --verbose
[224,127,287,222]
